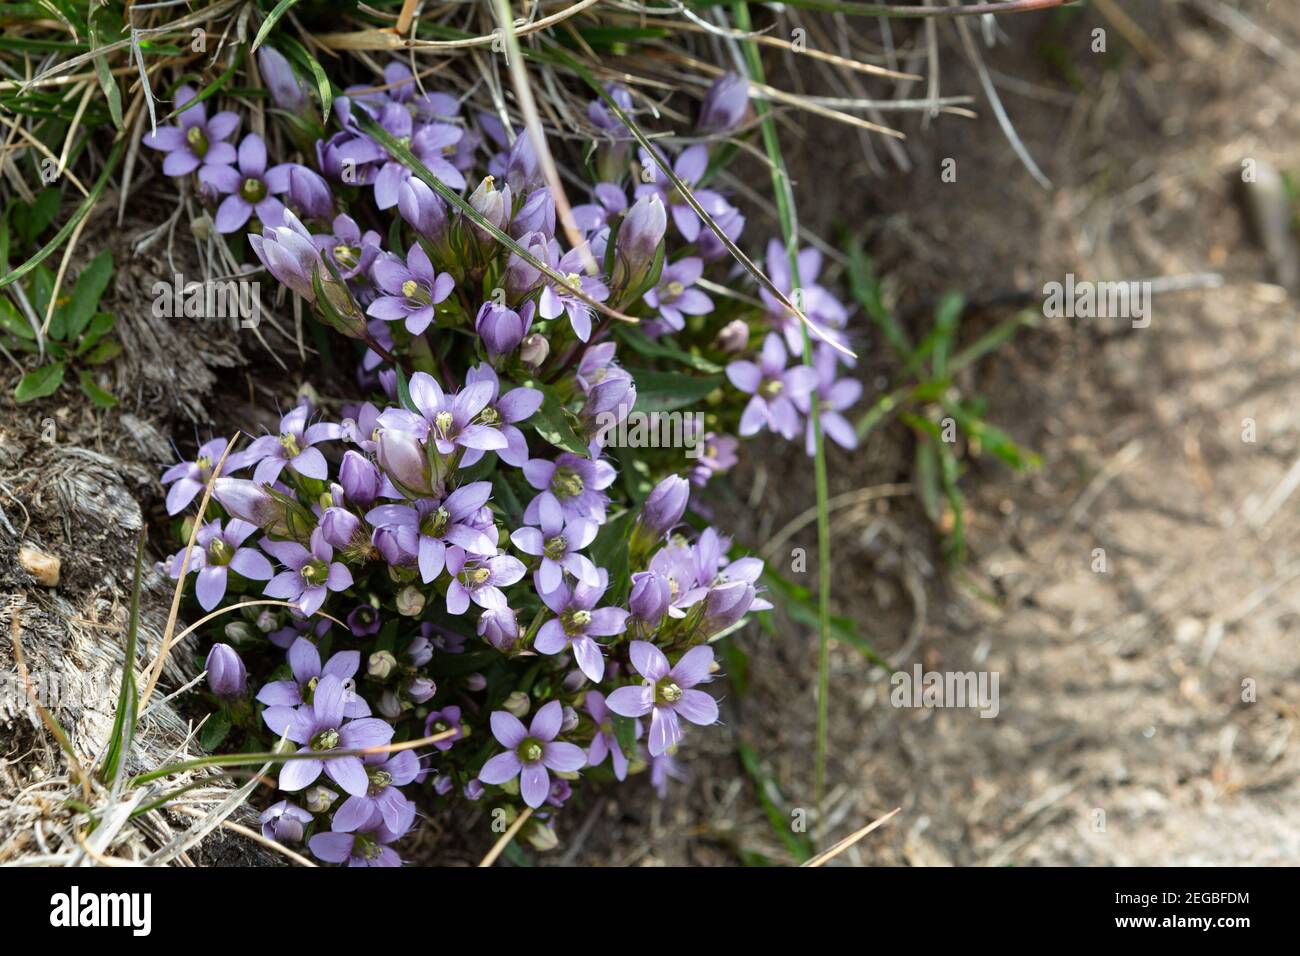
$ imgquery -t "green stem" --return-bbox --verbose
[732,2,834,847]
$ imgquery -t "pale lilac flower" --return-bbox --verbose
[377,372,507,458]
[309,808,405,867]
[760,239,851,355]
[475,300,534,358]
[199,133,294,232]
[260,800,312,843]
[262,528,354,616]
[795,344,863,454]
[572,182,627,234]
[586,83,634,138]
[650,750,686,798]
[522,453,617,524]
[477,607,519,650]
[638,475,689,539]
[635,145,729,243]
[510,494,599,594]
[457,365,542,468]
[726,333,818,440]
[243,404,341,485]
[332,749,419,834]
[249,210,323,302]
[176,518,274,611]
[366,245,455,336]
[643,257,713,333]
[142,85,239,176]
[477,701,586,808]
[256,636,369,717]
[628,570,672,626]
[648,544,708,618]
[690,432,739,487]
[313,213,381,281]
[365,481,496,583]
[607,642,719,756]
[423,705,465,751]
[162,437,234,515]
[698,72,749,134]
[586,690,639,781]
[534,570,628,682]
[445,548,526,615]
[258,46,308,112]
[421,621,467,655]
[262,674,393,795]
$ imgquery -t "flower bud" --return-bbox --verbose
[519,333,550,368]
[697,72,749,135]
[467,175,512,251]
[432,774,454,796]
[395,585,425,617]
[504,690,531,717]
[205,643,246,699]
[511,187,555,238]
[406,676,436,704]
[613,194,666,296]
[464,779,485,801]
[339,450,382,508]
[639,475,689,538]
[561,705,579,733]
[629,570,671,625]
[368,650,398,680]
[375,427,432,497]
[406,635,433,666]
[715,319,750,354]
[525,821,559,852]
[304,786,337,813]
[223,621,256,645]
[477,607,519,651]
[288,165,332,220]
[258,46,308,112]
[214,477,282,531]
[377,689,403,719]
[256,610,279,633]
[475,301,529,358]
[465,672,487,692]
[700,580,756,636]
[320,506,359,550]
[397,178,448,245]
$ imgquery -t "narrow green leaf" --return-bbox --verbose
[251,0,302,53]
[14,361,64,402]
[78,369,118,408]
[524,380,588,457]
[62,250,113,340]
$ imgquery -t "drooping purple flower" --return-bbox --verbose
[725,333,818,440]
[444,547,526,615]
[606,642,719,757]
[456,366,542,469]
[173,518,274,611]
[242,404,341,486]
[377,372,507,458]
[423,705,465,752]
[420,621,468,655]
[534,569,628,682]
[397,178,448,244]
[794,344,863,454]
[366,481,496,583]
[629,570,672,626]
[199,133,294,232]
[366,244,455,336]
[338,450,385,509]
[262,528,354,616]
[260,800,313,843]
[697,72,749,134]
[522,453,617,524]
[263,674,393,795]
[585,690,639,781]
[309,807,405,867]
[510,494,599,595]
[285,165,333,220]
[331,749,419,834]
[635,145,729,243]
[205,643,246,699]
[162,437,235,515]
[142,85,239,176]
[249,210,323,302]
[477,701,587,808]
[256,636,369,717]
[477,607,519,650]
[643,257,713,334]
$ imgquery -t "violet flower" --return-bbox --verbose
[377,373,507,458]
[243,404,341,486]
[635,145,729,243]
[366,245,455,336]
[263,674,393,795]
[457,365,543,468]
[643,257,713,334]
[445,547,526,615]
[332,749,419,834]
[262,528,354,616]
[477,701,586,808]
[698,72,749,134]
[365,481,496,583]
[572,182,627,234]
[309,809,405,867]
[690,432,738,487]
[313,213,381,281]
[260,800,312,843]
[510,494,600,595]
[256,636,369,717]
[522,452,617,524]
[586,690,639,781]
[760,239,851,356]
[606,642,719,757]
[199,133,293,232]
[794,344,863,454]
[162,437,234,515]
[142,85,239,176]
[258,46,308,112]
[475,299,535,358]
[205,643,246,699]
[725,333,818,440]
[181,518,274,611]
[534,570,628,683]
[423,705,465,751]
[347,603,381,637]
[249,210,323,302]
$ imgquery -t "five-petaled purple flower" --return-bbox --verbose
[585,690,639,781]
[366,481,496,583]
[162,437,232,515]
[607,641,719,757]
[332,749,419,834]
[522,452,616,524]
[143,86,239,176]
[244,404,341,485]
[263,673,394,795]
[794,344,862,454]
[510,494,600,595]
[256,636,370,717]
[725,333,818,441]
[367,245,455,336]
[643,256,713,334]
[309,806,406,867]
[263,528,354,616]
[199,133,293,232]
[445,547,526,615]
[378,373,506,458]
[534,570,628,683]
[172,518,274,611]
[478,701,586,808]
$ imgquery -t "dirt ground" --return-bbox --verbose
[569,1,1300,866]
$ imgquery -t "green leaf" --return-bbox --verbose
[0,296,34,340]
[89,10,124,129]
[611,713,638,759]
[81,339,122,366]
[523,380,588,457]
[74,312,115,354]
[276,35,332,123]
[614,326,721,373]
[78,369,118,408]
[200,711,232,750]
[627,368,721,414]
[251,0,303,53]
[589,511,633,603]
[14,361,64,402]
[62,250,113,340]
[12,188,60,248]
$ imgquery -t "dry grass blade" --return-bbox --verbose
[478,805,533,867]
[803,807,901,866]
[316,0,604,52]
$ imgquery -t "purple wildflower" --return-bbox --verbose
[205,643,246,699]
[174,518,274,611]
[366,245,455,336]
[256,636,369,717]
[635,145,729,243]
[332,749,419,834]
[365,481,496,583]
[199,133,293,232]
[423,705,465,751]
[313,213,381,281]
[457,365,542,468]
[262,528,354,616]
[585,690,639,781]
[444,547,526,615]
[794,344,863,454]
[377,372,507,458]
[161,437,233,515]
[643,257,713,333]
[477,701,586,808]
[309,807,405,867]
[142,85,239,176]
[534,570,628,682]
[698,72,749,134]
[760,239,851,355]
[260,800,313,843]
[606,642,719,757]
[249,210,323,302]
[510,494,600,595]
[725,333,818,440]
[522,452,617,524]
[243,404,341,485]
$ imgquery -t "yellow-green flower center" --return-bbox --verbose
[302,559,329,585]
[551,467,584,499]
[421,505,451,539]
[186,125,209,158]
[517,738,543,763]
[656,680,683,704]
[240,176,267,203]
[310,727,340,751]
[543,534,568,561]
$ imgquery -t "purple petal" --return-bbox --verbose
[478,750,521,785]
[490,710,528,748]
